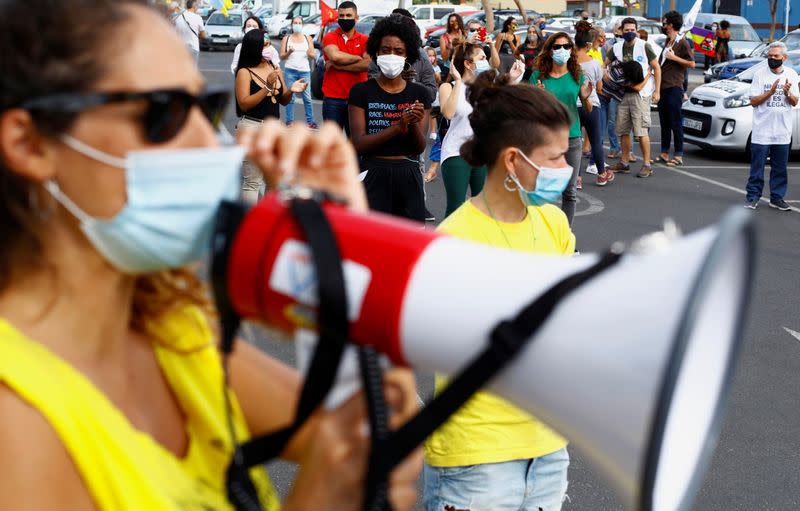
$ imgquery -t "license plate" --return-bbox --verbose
[212,38,227,43]
[683,118,703,130]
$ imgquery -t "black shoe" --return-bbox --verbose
[744,199,758,210]
[425,207,435,222]
[769,198,791,211]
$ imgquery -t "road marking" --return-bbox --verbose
[784,327,800,342]
[666,167,800,213]
[575,190,605,217]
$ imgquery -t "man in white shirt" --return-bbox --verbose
[174,0,206,63]
[745,41,797,211]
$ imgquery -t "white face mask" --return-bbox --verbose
[47,135,244,274]
[376,54,406,79]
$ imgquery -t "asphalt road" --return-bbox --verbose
[200,50,800,510]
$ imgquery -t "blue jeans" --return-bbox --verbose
[579,106,604,172]
[284,68,316,125]
[322,97,350,135]
[747,143,789,202]
[423,448,570,511]
[658,86,685,156]
[600,94,621,154]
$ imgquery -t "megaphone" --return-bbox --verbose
[214,192,755,511]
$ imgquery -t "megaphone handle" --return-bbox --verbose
[371,249,624,479]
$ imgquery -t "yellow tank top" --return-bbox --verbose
[424,201,574,467]
[0,306,280,511]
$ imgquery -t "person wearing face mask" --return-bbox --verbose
[744,41,798,211]
[230,16,280,75]
[606,17,661,178]
[440,13,466,63]
[322,1,369,134]
[0,1,424,510]
[529,32,593,225]
[495,17,520,73]
[280,16,319,128]
[514,24,543,82]
[348,14,431,221]
[423,70,575,511]
[439,42,519,217]
[466,19,502,69]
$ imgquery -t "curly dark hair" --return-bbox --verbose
[663,10,683,32]
[719,19,730,30]
[574,19,595,48]
[535,31,581,84]
[366,13,421,65]
[461,71,571,168]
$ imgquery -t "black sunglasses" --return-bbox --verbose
[552,43,573,50]
[21,87,230,144]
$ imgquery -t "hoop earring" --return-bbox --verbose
[503,174,518,192]
[29,184,55,220]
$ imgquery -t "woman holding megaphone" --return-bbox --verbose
[422,72,576,511]
[0,1,420,510]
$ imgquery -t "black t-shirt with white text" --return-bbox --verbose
[348,78,431,158]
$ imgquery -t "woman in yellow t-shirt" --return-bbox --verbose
[423,71,576,511]
[0,1,420,510]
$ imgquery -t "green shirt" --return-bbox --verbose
[529,70,585,138]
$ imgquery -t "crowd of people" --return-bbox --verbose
[0,1,795,511]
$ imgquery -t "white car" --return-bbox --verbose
[408,4,475,32]
[682,51,800,155]
[201,10,249,51]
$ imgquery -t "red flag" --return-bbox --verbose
[320,0,338,26]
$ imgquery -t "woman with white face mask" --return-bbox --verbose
[230,15,268,75]
[423,70,576,511]
[279,16,318,128]
[348,14,432,222]
[439,41,523,218]
[529,32,593,226]
[0,1,421,510]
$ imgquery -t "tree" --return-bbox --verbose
[769,0,779,42]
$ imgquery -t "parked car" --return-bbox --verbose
[278,12,322,38]
[266,0,317,37]
[704,29,800,83]
[408,4,476,32]
[424,10,481,40]
[596,15,648,35]
[426,10,526,48]
[200,10,249,51]
[682,50,800,155]
[253,4,273,27]
[196,0,215,21]
[692,13,761,63]
[354,13,385,37]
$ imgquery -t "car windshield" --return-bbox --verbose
[208,13,243,26]
[728,24,760,42]
[735,54,800,83]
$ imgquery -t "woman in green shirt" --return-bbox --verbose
[529,31,593,226]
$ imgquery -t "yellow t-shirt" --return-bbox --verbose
[424,200,575,467]
[588,47,604,64]
[0,306,279,511]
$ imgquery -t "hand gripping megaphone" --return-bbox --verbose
[212,191,755,511]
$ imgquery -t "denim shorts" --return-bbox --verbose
[423,447,569,511]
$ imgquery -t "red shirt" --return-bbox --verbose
[322,28,369,99]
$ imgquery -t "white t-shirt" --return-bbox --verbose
[440,83,473,163]
[578,59,602,107]
[175,10,204,52]
[749,65,800,145]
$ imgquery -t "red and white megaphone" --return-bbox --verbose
[213,192,755,511]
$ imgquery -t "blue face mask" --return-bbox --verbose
[46,135,244,274]
[552,47,571,65]
[623,31,637,42]
[473,58,491,75]
[507,149,573,206]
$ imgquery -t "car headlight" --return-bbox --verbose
[724,94,751,108]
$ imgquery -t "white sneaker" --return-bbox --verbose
[585,163,599,175]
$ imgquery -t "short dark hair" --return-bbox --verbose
[392,8,414,19]
[243,15,264,31]
[621,17,638,29]
[461,72,572,168]
[186,0,196,9]
[338,1,357,13]
[720,19,730,29]
[663,10,683,31]
[366,14,420,65]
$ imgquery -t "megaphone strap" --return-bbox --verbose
[222,197,351,510]
[371,249,624,479]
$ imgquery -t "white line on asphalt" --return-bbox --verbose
[784,327,800,342]
[575,190,605,217]
[666,167,800,213]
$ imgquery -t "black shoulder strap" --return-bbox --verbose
[224,197,351,510]
[181,12,199,38]
[369,249,624,480]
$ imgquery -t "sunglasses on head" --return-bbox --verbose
[21,87,230,144]
[552,43,573,50]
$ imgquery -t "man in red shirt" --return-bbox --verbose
[322,1,369,134]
